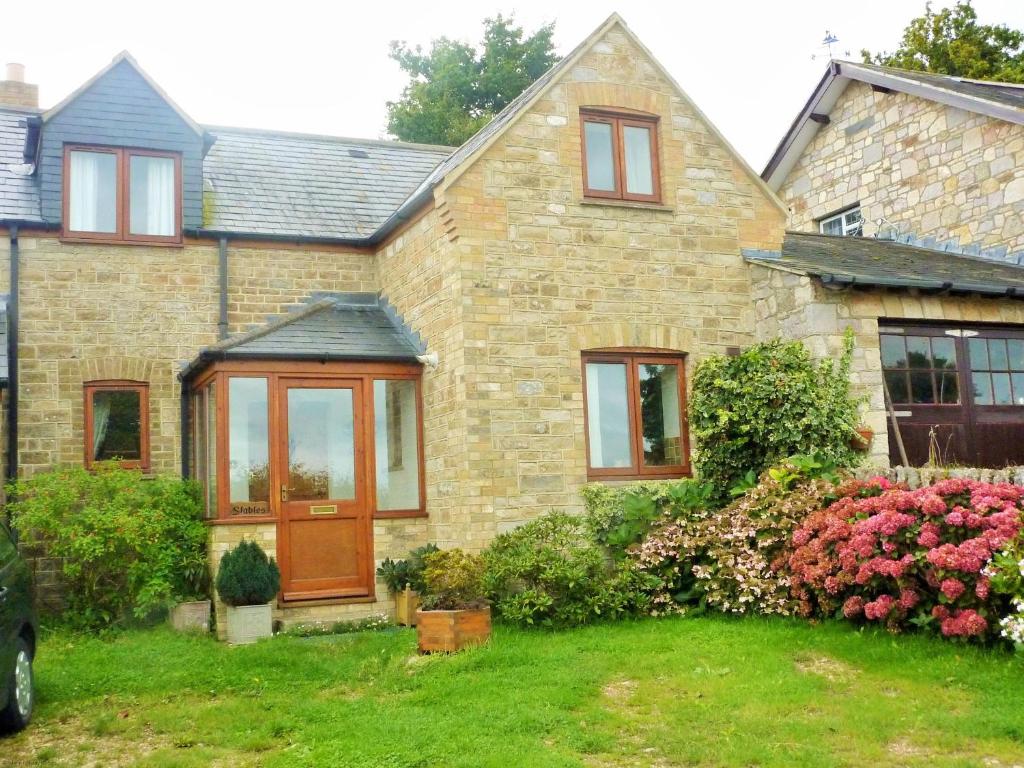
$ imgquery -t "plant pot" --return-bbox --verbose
[851,427,875,452]
[416,607,491,653]
[394,588,421,626]
[224,603,274,645]
[169,600,211,633]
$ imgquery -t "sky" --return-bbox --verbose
[5,1,1024,171]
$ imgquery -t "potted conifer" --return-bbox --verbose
[376,543,438,626]
[416,548,491,653]
[215,540,280,645]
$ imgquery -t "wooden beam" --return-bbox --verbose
[871,84,894,94]
[809,113,831,125]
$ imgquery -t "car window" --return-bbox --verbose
[0,524,17,566]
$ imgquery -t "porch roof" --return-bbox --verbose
[745,231,1024,298]
[179,293,425,381]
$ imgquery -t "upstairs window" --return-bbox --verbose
[64,146,181,244]
[580,109,660,203]
[84,380,150,470]
[819,205,863,237]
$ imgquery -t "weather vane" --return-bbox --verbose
[811,30,851,61]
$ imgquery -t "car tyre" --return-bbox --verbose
[0,636,33,733]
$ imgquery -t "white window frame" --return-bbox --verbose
[819,206,863,237]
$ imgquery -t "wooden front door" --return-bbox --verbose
[277,378,373,601]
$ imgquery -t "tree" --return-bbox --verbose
[387,15,558,146]
[862,1,1024,83]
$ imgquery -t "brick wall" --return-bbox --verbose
[778,80,1024,260]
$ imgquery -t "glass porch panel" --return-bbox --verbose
[586,362,632,468]
[229,378,270,508]
[206,383,217,515]
[287,388,356,501]
[639,363,682,466]
[373,379,420,511]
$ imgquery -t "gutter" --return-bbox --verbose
[178,349,423,384]
[7,226,18,483]
[818,273,1024,298]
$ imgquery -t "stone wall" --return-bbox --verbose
[856,464,1024,489]
[750,261,1024,464]
[428,23,786,550]
[778,80,1024,260]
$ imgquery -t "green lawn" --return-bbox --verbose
[4,616,1024,768]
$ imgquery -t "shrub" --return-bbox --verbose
[788,478,1024,641]
[987,537,1024,651]
[483,512,656,627]
[215,540,281,607]
[420,549,487,610]
[7,464,208,629]
[689,331,862,499]
[376,543,440,594]
[633,460,839,616]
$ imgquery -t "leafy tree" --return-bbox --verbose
[387,15,557,146]
[862,1,1024,83]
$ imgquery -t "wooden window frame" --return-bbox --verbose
[83,380,151,471]
[192,361,427,524]
[580,109,661,203]
[62,144,183,246]
[582,349,690,481]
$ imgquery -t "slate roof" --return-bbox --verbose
[746,231,1024,297]
[853,62,1024,111]
[180,293,425,379]
[201,128,454,240]
[0,108,42,223]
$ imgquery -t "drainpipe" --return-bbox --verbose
[217,237,229,341]
[7,225,18,483]
[180,383,191,479]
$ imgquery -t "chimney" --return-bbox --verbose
[0,63,39,109]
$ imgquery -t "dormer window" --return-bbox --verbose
[819,205,863,237]
[64,145,181,244]
[580,109,660,203]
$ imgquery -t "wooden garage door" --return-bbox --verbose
[880,323,1024,468]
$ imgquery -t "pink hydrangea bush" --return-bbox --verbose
[788,478,1024,640]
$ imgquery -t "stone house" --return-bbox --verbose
[3,16,1024,632]
[755,60,1024,469]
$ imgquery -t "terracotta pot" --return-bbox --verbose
[851,427,875,451]
[416,606,491,653]
[169,600,211,633]
[394,587,421,626]
[225,603,273,645]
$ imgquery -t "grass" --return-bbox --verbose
[3,615,1024,767]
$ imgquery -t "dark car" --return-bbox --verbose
[0,520,36,733]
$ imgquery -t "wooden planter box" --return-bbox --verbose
[169,600,211,633]
[416,607,491,653]
[225,603,273,645]
[394,588,421,626]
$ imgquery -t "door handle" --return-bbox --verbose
[280,485,295,502]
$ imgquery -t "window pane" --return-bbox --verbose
[973,373,993,405]
[884,371,909,404]
[287,388,355,501]
[989,339,1009,371]
[586,362,632,468]
[92,390,141,461]
[820,216,843,236]
[993,373,1013,405]
[130,155,176,236]
[69,150,117,233]
[228,378,269,513]
[1013,373,1024,405]
[1008,340,1024,371]
[880,335,906,368]
[584,121,616,192]
[844,208,864,236]
[906,336,931,368]
[931,337,957,369]
[194,390,211,519]
[206,383,217,515]
[937,372,960,404]
[374,380,421,511]
[910,371,935,404]
[623,125,654,195]
[969,337,990,370]
[639,364,682,466]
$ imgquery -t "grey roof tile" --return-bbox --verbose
[0,108,42,223]
[747,231,1024,297]
[853,62,1024,111]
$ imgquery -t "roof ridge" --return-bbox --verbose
[204,124,456,153]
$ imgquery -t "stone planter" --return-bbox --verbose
[225,603,273,645]
[416,607,491,653]
[851,427,875,452]
[394,588,421,626]
[169,600,211,633]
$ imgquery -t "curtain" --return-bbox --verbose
[92,394,112,458]
[146,157,175,236]
[623,126,653,195]
[69,152,99,232]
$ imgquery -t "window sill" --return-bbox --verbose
[579,198,674,213]
[60,235,184,248]
[374,510,428,520]
[207,516,278,526]
[587,470,692,483]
